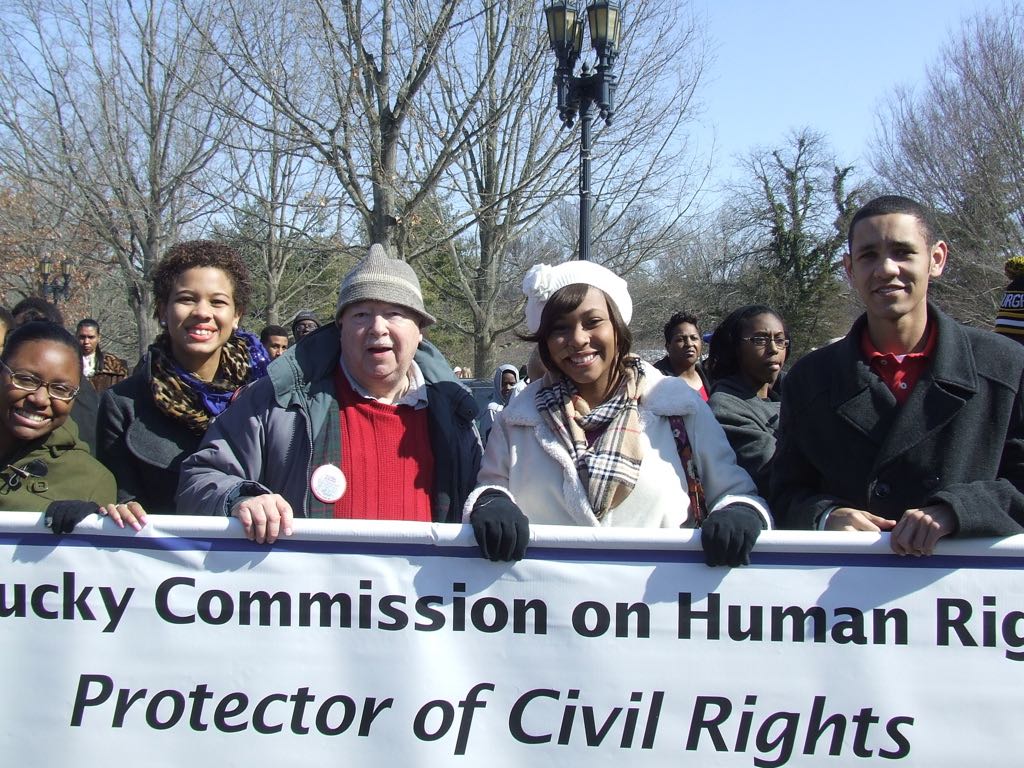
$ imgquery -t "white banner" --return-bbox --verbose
[1,512,1023,766]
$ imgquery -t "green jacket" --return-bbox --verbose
[0,420,117,512]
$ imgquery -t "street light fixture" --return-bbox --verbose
[543,0,622,261]
[39,255,72,304]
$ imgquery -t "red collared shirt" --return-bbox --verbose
[860,322,937,406]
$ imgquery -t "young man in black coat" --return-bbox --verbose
[772,195,1024,555]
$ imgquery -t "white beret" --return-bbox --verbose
[522,261,633,333]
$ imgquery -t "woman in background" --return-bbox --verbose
[706,304,789,498]
[654,311,711,400]
[483,364,519,441]
[97,241,269,520]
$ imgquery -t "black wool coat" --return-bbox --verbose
[771,304,1024,536]
[97,369,201,515]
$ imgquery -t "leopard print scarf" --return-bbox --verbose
[149,331,268,435]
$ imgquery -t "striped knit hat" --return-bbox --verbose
[995,257,1024,344]
[335,244,436,327]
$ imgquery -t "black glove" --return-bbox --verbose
[470,490,529,562]
[701,503,763,567]
[45,500,100,535]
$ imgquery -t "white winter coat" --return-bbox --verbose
[465,363,770,528]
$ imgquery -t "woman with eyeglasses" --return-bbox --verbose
[705,305,789,498]
[0,321,116,530]
[97,241,269,523]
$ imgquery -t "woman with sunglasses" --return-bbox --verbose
[0,321,116,530]
[97,241,269,523]
[706,305,789,498]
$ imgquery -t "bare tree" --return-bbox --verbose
[210,96,356,326]
[196,0,710,373]
[628,212,753,352]
[0,0,230,355]
[872,2,1024,325]
[723,129,863,352]
[200,0,505,254]
[417,0,711,373]
[410,0,569,374]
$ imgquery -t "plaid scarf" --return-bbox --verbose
[149,330,270,435]
[536,357,645,520]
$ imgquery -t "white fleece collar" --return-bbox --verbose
[501,361,701,425]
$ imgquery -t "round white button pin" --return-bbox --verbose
[310,464,347,503]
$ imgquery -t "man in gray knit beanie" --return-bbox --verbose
[333,243,436,403]
[178,242,482,545]
[336,243,436,326]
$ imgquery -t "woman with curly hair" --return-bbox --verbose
[705,304,788,498]
[97,241,269,521]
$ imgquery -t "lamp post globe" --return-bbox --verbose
[542,0,622,261]
[38,255,72,304]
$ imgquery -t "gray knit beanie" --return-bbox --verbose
[335,244,436,327]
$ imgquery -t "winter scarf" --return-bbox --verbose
[149,329,270,435]
[535,357,645,519]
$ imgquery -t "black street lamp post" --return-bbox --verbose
[39,255,72,304]
[543,0,622,261]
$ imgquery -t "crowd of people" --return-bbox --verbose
[2,195,1023,565]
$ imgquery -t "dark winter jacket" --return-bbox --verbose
[709,374,781,498]
[176,324,481,521]
[771,304,1024,536]
[70,376,99,455]
[97,365,201,514]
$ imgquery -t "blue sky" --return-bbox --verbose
[690,0,1005,196]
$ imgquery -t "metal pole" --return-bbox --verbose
[579,97,592,261]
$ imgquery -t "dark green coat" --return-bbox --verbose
[0,420,117,512]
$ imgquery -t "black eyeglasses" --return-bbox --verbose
[742,335,790,349]
[0,360,79,401]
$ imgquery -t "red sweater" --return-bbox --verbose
[333,368,434,521]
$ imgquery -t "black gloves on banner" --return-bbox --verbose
[701,503,763,567]
[470,490,529,562]
[45,500,99,534]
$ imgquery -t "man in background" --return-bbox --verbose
[259,324,290,360]
[291,310,321,341]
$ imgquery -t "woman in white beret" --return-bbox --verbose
[465,261,771,565]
